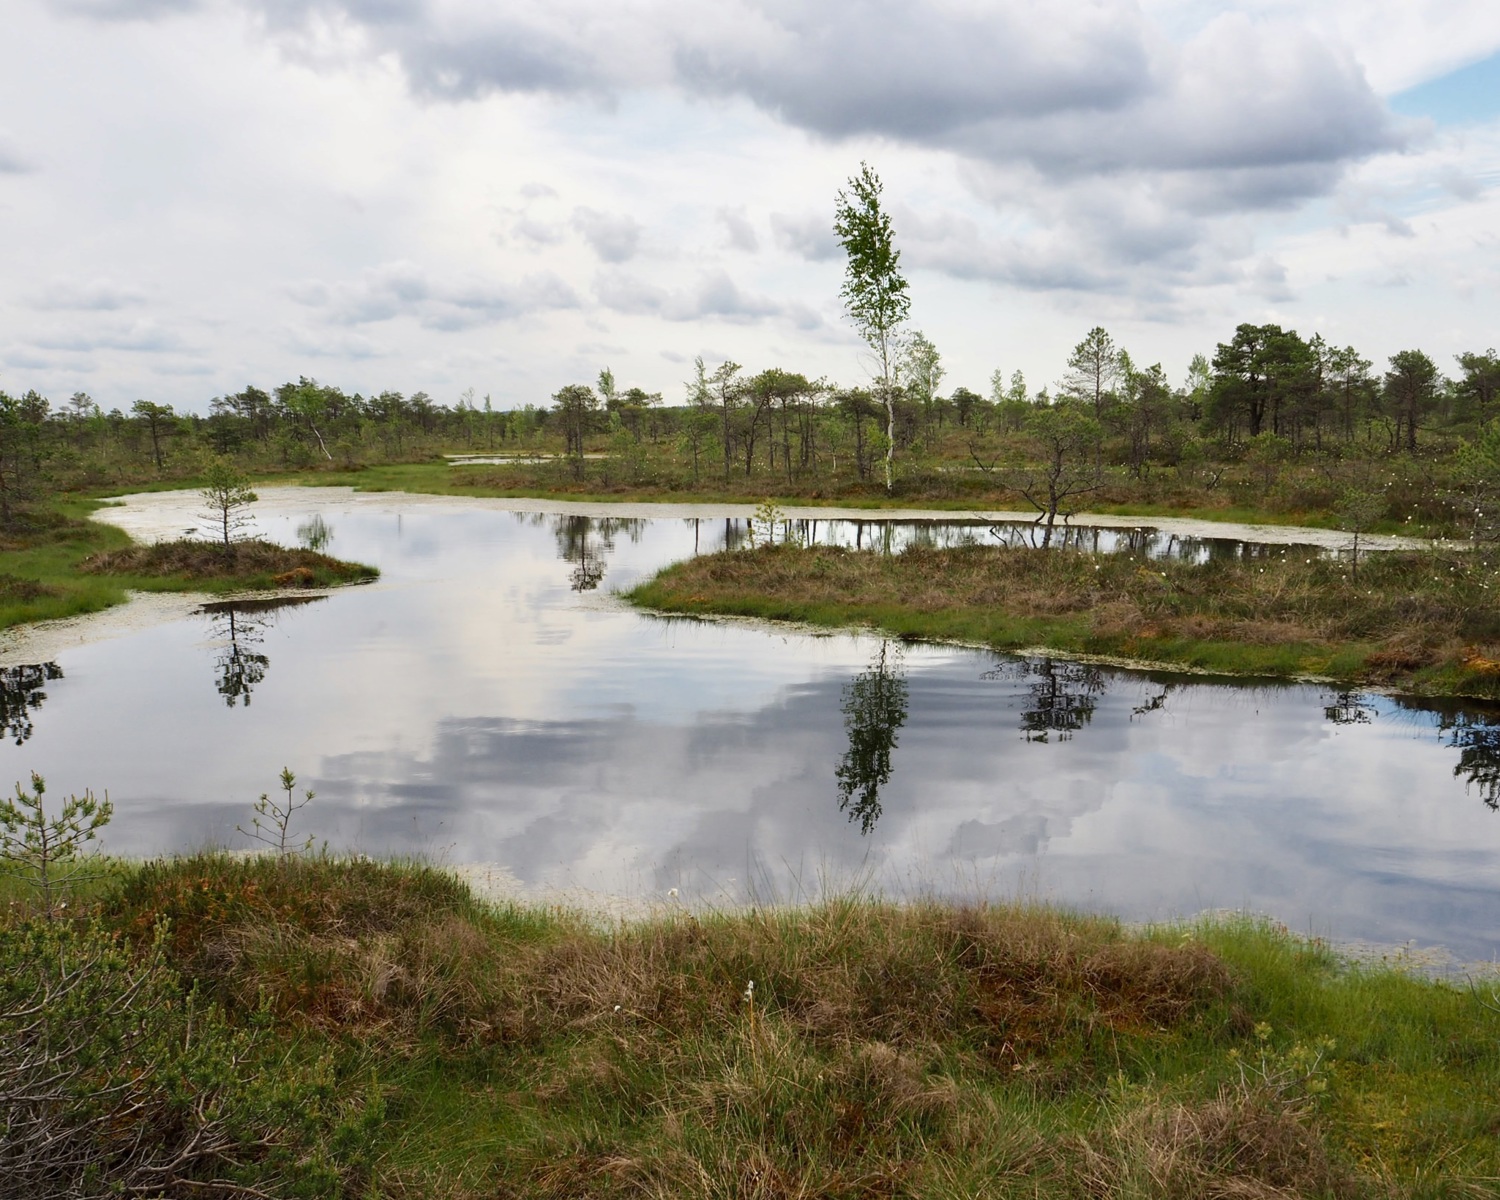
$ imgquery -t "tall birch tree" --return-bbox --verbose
[834,163,910,491]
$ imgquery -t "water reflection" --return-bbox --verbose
[201,598,324,707]
[0,663,63,745]
[670,514,1324,565]
[11,493,1500,962]
[297,513,333,552]
[552,515,647,591]
[1131,684,1176,719]
[1324,690,1377,726]
[1386,697,1500,811]
[835,641,909,834]
[984,658,1107,742]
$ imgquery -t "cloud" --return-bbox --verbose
[30,278,146,311]
[228,3,1402,184]
[0,130,33,173]
[282,325,387,359]
[770,211,839,261]
[31,320,193,354]
[513,216,565,246]
[47,0,201,19]
[595,267,821,329]
[571,207,642,263]
[53,0,1414,308]
[289,261,581,328]
[717,207,758,252]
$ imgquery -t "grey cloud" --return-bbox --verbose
[1246,257,1295,303]
[290,262,579,329]
[514,217,565,246]
[519,181,558,200]
[283,325,386,359]
[596,267,819,328]
[0,131,33,174]
[717,207,758,252]
[219,2,1399,183]
[1438,170,1484,202]
[675,1,1149,140]
[30,278,147,311]
[770,211,840,261]
[32,320,193,354]
[572,208,642,263]
[152,361,217,376]
[48,0,202,19]
[99,0,1410,299]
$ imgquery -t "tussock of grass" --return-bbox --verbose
[82,537,378,588]
[632,542,1500,696]
[0,856,1474,1196]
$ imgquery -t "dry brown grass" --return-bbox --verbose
[636,543,1500,690]
[81,856,1500,1198]
[81,537,377,585]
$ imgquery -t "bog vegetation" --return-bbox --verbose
[1,837,1498,1198]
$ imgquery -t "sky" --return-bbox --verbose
[2,0,1499,414]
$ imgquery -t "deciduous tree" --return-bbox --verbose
[834,162,910,491]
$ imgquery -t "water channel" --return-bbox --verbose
[2,489,1496,964]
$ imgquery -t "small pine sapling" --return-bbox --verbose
[0,772,112,916]
[238,767,316,857]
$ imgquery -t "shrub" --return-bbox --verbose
[0,916,379,1198]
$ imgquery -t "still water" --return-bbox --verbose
[4,492,1497,961]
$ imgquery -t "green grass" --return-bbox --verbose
[262,460,1422,531]
[628,542,1500,698]
[5,853,1497,1197]
[0,497,378,633]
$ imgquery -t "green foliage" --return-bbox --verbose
[0,916,376,1198]
[835,162,910,490]
[0,771,112,916]
[238,766,317,857]
[835,641,908,833]
[749,498,788,547]
[197,453,258,553]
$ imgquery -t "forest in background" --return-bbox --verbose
[1,321,1498,534]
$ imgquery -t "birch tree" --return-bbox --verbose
[834,163,910,491]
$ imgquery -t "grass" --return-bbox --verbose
[260,459,1424,532]
[5,853,1498,1197]
[628,542,1500,698]
[0,497,378,632]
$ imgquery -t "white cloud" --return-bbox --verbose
[1,0,1495,410]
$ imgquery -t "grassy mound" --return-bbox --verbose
[0,855,1486,1196]
[631,542,1500,696]
[82,537,379,588]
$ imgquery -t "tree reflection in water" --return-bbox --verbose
[1336,693,1500,811]
[200,597,324,708]
[989,658,1107,743]
[835,641,909,834]
[551,515,646,592]
[0,662,63,745]
[1442,712,1500,810]
[1323,690,1376,725]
